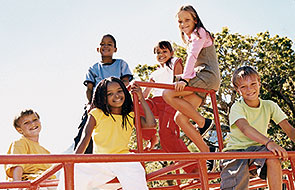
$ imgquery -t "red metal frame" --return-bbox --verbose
[0,81,294,189]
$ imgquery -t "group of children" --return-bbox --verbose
[5,4,295,190]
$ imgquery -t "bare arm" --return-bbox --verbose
[173,58,183,76]
[12,166,23,181]
[142,78,155,98]
[279,119,295,143]
[235,118,288,159]
[131,83,156,129]
[121,76,130,86]
[75,115,96,154]
[86,83,94,104]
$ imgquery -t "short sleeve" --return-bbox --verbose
[270,101,287,124]
[5,141,28,178]
[89,109,104,129]
[229,101,247,126]
[120,60,133,81]
[84,64,98,86]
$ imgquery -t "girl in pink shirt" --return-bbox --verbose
[163,5,220,152]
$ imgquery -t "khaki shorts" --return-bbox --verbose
[189,70,220,101]
[220,146,268,190]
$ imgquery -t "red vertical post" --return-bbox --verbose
[287,173,294,190]
[132,91,144,153]
[290,158,295,190]
[64,162,75,190]
[210,92,224,151]
[199,159,209,190]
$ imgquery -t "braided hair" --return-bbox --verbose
[92,77,133,129]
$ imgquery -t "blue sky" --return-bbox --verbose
[0,0,294,179]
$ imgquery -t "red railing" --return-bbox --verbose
[0,81,294,189]
[0,152,295,189]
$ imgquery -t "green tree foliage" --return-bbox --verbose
[134,28,295,150]
[133,28,295,187]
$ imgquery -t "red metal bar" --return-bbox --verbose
[210,92,224,150]
[132,91,144,153]
[147,161,199,181]
[291,158,295,188]
[134,81,215,94]
[1,152,295,164]
[287,173,295,190]
[63,162,74,190]
[31,163,62,187]
[0,181,31,189]
[198,159,209,190]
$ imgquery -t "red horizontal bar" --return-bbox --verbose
[134,81,215,93]
[1,151,295,164]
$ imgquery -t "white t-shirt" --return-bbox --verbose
[150,57,178,97]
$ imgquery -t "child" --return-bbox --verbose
[141,41,197,172]
[74,34,133,153]
[162,5,221,152]
[220,66,295,190]
[59,77,156,190]
[142,41,182,150]
[84,34,133,103]
[5,109,56,187]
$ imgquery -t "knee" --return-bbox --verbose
[266,158,281,168]
[162,90,172,103]
[174,112,185,125]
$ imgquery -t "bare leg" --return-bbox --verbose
[162,89,205,127]
[163,89,209,152]
[266,158,282,190]
[175,112,209,152]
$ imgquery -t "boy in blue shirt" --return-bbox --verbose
[220,66,295,190]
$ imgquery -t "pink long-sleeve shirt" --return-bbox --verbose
[182,27,213,79]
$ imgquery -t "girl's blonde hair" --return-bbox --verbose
[177,5,213,44]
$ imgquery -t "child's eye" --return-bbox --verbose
[107,93,113,96]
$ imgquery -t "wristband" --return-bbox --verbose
[265,139,273,148]
[179,78,189,86]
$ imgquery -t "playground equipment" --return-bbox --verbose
[0,81,294,189]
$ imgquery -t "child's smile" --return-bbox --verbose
[236,75,261,107]
[98,36,117,57]
[107,82,125,114]
[177,10,197,37]
[17,113,41,140]
[155,47,173,65]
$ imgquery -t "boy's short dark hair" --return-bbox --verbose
[232,66,261,88]
[102,34,117,48]
[13,109,40,129]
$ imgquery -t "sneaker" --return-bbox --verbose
[198,118,214,137]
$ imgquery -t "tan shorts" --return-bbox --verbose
[188,70,220,101]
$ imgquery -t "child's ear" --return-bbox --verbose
[114,48,117,53]
[16,127,23,134]
[97,48,100,53]
[234,87,241,95]
[171,50,174,56]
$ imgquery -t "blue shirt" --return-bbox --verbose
[84,59,133,87]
